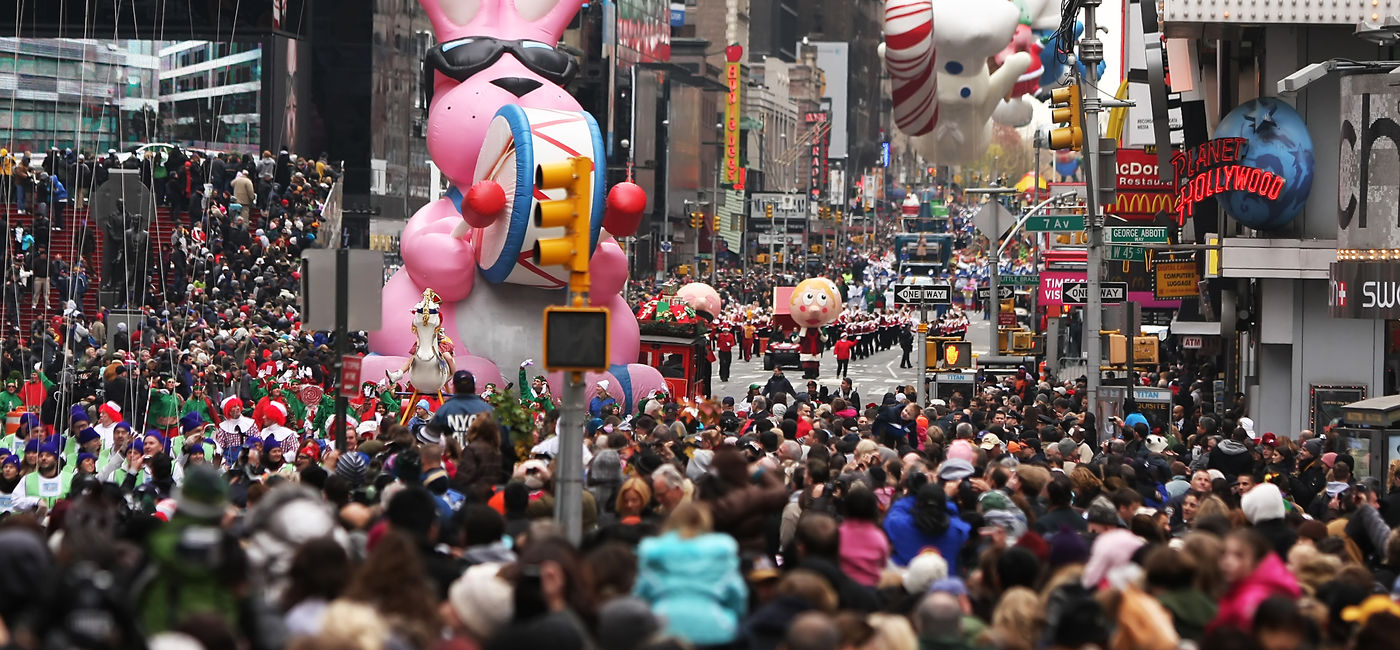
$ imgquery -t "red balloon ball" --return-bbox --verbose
[605,181,647,236]
[464,180,507,228]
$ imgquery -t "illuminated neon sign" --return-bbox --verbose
[1170,137,1285,226]
[724,44,743,185]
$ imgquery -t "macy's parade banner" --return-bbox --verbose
[360,0,666,410]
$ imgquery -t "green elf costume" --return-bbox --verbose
[0,372,23,413]
[518,360,556,414]
[146,388,182,438]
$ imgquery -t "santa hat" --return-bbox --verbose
[221,396,243,419]
[99,401,121,422]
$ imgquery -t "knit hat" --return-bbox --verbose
[70,404,90,423]
[1321,452,1337,468]
[335,452,368,488]
[415,422,443,446]
[1058,437,1078,457]
[903,550,949,594]
[415,399,431,412]
[77,452,97,467]
[1086,496,1119,527]
[37,437,59,457]
[927,577,968,597]
[1082,529,1144,589]
[938,458,975,482]
[947,439,978,463]
[180,411,204,435]
[979,490,1014,512]
[243,435,263,450]
[1302,438,1324,458]
[23,438,40,454]
[0,454,17,468]
[75,427,100,446]
[176,464,228,520]
[448,563,514,640]
[596,597,661,650]
[1241,482,1285,523]
[99,401,121,422]
[1048,527,1091,567]
[115,421,132,433]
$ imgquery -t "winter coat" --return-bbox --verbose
[1207,553,1300,633]
[454,438,504,502]
[702,469,787,556]
[1207,439,1253,481]
[883,495,972,572]
[634,531,748,646]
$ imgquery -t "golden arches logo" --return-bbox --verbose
[1109,192,1176,216]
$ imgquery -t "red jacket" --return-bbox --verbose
[833,339,856,360]
[716,331,737,351]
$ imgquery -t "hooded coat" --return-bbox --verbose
[1207,552,1300,633]
[634,531,748,645]
[1207,438,1253,481]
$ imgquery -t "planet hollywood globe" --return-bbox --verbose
[1214,98,1315,230]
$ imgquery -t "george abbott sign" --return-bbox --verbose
[1329,260,1400,319]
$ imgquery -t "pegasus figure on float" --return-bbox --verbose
[364,0,665,413]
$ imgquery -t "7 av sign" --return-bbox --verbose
[1061,281,1127,305]
[893,283,952,306]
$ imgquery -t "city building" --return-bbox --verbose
[1157,0,1390,436]
[0,38,159,155]
[158,40,262,153]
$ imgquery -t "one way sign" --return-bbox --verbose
[1061,281,1127,306]
[977,286,1016,301]
[893,283,952,306]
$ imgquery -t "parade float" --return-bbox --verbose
[634,282,720,400]
[363,0,665,414]
[762,278,844,378]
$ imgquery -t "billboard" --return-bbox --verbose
[1109,148,1176,221]
[806,111,829,203]
[1339,73,1400,250]
[612,0,672,64]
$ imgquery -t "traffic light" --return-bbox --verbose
[532,156,593,295]
[690,211,702,229]
[1048,85,1083,151]
[811,244,823,254]
[765,204,774,220]
[713,215,722,230]
[940,341,973,369]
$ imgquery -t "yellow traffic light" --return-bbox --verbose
[1048,85,1082,151]
[713,215,722,231]
[811,244,823,254]
[765,204,774,219]
[756,253,768,264]
[532,156,594,295]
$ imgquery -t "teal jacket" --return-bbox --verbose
[634,531,747,645]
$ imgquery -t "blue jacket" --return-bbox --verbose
[587,395,615,419]
[430,393,493,440]
[634,531,748,645]
[883,495,972,573]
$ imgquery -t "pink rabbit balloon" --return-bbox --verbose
[364,0,664,411]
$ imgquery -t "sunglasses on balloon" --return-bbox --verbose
[421,36,578,107]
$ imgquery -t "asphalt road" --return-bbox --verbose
[711,314,994,402]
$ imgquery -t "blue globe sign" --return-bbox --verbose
[1213,98,1315,230]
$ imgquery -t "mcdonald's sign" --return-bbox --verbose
[1107,191,1177,220]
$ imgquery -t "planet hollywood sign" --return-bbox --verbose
[1170,137,1286,226]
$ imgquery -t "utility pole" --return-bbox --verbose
[1079,0,1107,419]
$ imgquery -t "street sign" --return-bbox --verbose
[339,355,363,398]
[1024,214,1086,232]
[893,283,952,306]
[1061,281,1127,305]
[1106,226,1169,244]
[998,312,1016,327]
[977,286,1016,300]
[659,241,673,253]
[1000,274,1039,287]
[1107,245,1147,262]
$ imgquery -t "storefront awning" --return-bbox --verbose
[1342,395,1400,428]
[1169,318,1221,336]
